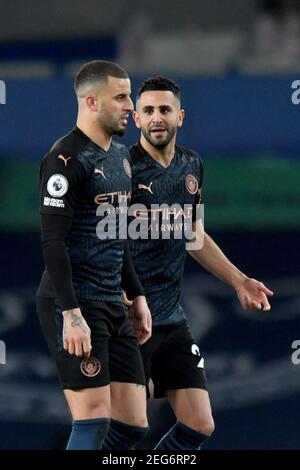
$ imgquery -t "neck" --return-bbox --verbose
[76,116,112,151]
[140,135,176,168]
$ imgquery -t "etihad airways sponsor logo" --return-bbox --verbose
[94,191,131,205]
[95,202,204,250]
[131,205,193,221]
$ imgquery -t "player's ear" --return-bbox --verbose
[132,111,141,128]
[86,95,98,112]
[177,109,185,128]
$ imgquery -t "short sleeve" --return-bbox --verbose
[39,150,85,217]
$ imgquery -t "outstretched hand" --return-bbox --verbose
[235,278,274,311]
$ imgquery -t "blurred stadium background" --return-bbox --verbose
[0,0,300,450]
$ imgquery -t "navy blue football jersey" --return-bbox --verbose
[129,143,203,325]
[38,127,132,302]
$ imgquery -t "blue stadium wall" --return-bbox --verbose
[0,76,299,159]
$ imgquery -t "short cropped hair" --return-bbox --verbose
[74,60,128,94]
[136,76,181,102]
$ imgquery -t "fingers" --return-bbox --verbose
[241,290,271,312]
[136,313,150,337]
[68,340,75,356]
[140,319,150,335]
[83,338,92,358]
[131,317,151,345]
[262,303,271,312]
[74,340,83,358]
[64,335,92,357]
[250,300,262,310]
[66,338,82,357]
[138,332,151,345]
[147,314,152,338]
[63,314,92,357]
[243,296,260,310]
[260,293,271,311]
[247,297,270,311]
[138,313,152,345]
[260,283,274,297]
[123,290,133,307]
[240,295,251,310]
[63,337,69,353]
[138,327,151,345]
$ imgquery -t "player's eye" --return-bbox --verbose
[143,107,154,115]
[160,106,171,114]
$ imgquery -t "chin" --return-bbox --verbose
[115,128,126,137]
[151,138,168,148]
[154,143,168,149]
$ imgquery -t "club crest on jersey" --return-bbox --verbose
[80,357,101,377]
[185,174,198,195]
[47,174,68,197]
[123,159,132,178]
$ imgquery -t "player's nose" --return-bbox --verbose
[152,110,163,123]
[125,97,134,112]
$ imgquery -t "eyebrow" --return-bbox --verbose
[142,105,173,111]
[114,93,129,98]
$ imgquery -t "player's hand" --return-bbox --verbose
[128,295,152,345]
[62,308,92,358]
[235,278,274,312]
[122,290,133,307]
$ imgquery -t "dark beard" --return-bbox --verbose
[104,122,126,137]
[100,106,127,138]
[114,128,126,137]
[142,128,176,149]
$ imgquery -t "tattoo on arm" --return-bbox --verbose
[66,310,88,332]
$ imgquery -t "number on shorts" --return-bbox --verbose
[191,344,204,368]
